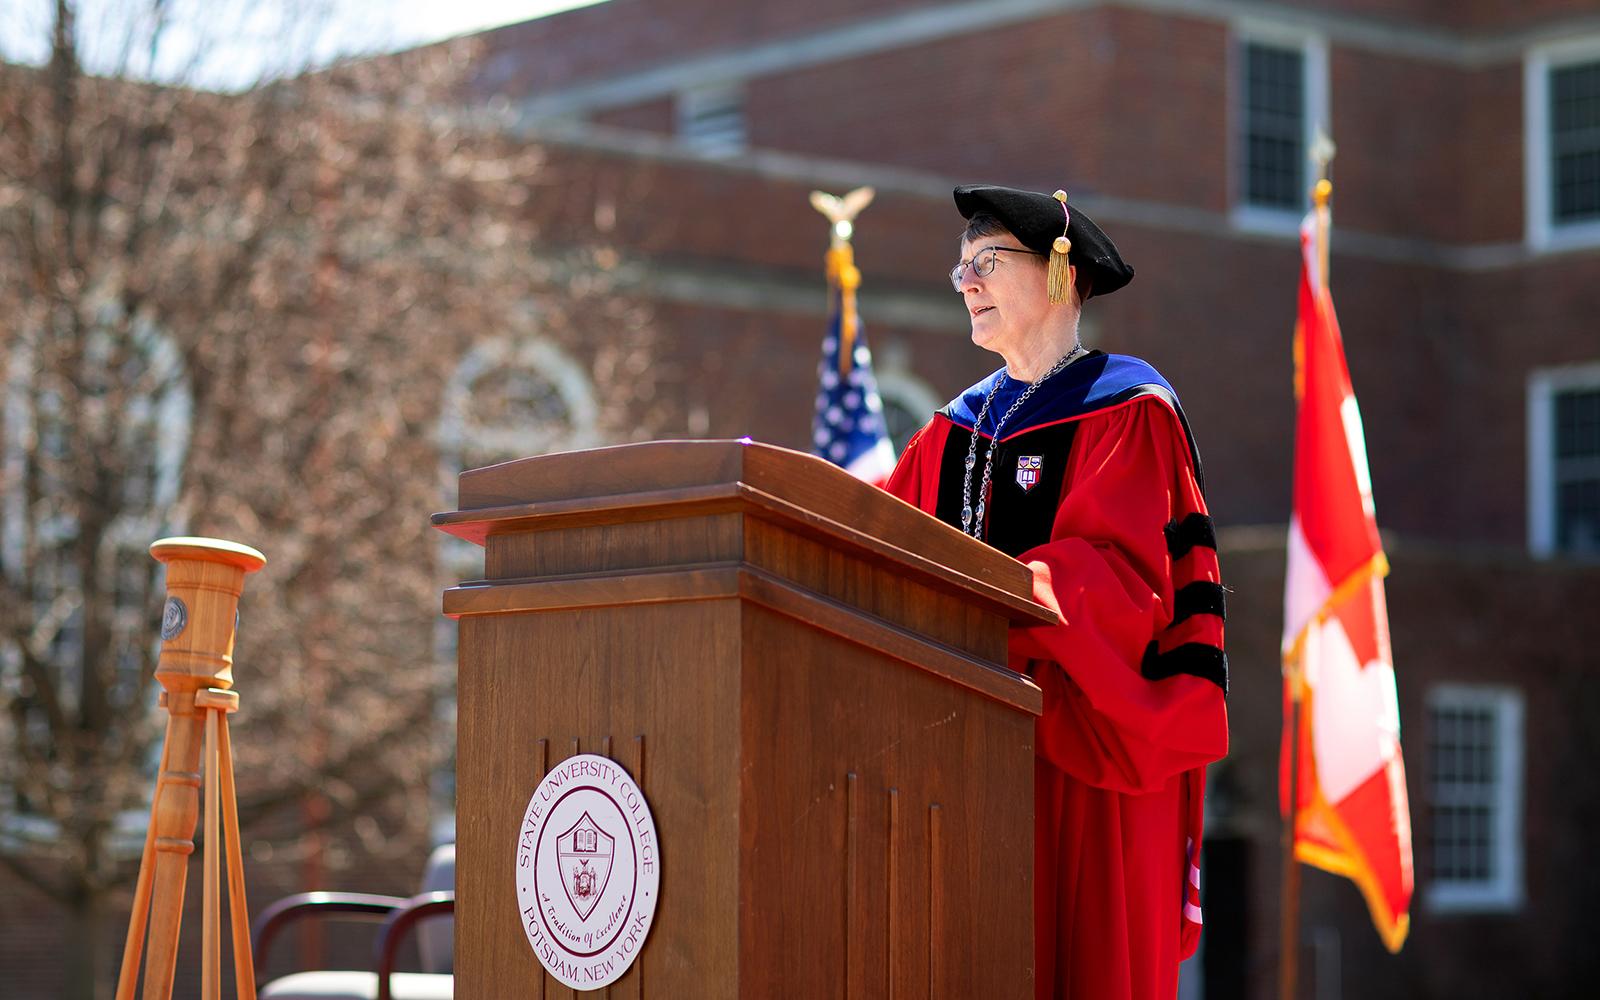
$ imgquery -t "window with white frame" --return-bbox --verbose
[1550,61,1600,224]
[1527,363,1600,558]
[437,334,600,487]
[1243,43,1305,209]
[1525,39,1600,248]
[1233,24,1328,226]
[1424,685,1524,913]
[678,82,746,157]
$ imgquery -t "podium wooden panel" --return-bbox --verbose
[434,440,1052,998]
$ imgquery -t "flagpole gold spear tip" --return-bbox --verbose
[1313,178,1333,208]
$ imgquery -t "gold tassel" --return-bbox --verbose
[1047,236,1073,304]
[1047,190,1073,304]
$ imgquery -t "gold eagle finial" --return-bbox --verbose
[809,186,875,248]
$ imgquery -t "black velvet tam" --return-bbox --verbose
[954,184,1135,298]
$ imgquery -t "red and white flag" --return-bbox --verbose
[1281,205,1414,952]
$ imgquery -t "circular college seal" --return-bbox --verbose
[516,753,660,989]
[160,596,188,641]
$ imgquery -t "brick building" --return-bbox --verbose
[448,1,1599,997]
[6,2,1598,996]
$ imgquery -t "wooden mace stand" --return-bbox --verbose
[435,440,1054,997]
[115,536,267,1000]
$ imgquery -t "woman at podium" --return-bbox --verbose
[884,184,1229,1000]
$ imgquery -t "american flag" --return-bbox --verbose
[811,254,895,485]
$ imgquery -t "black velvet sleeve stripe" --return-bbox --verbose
[1164,514,1216,560]
[1171,581,1227,627]
[1141,642,1229,693]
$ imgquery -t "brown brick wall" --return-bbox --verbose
[477,0,1600,103]
[1457,62,1526,244]
[1333,49,1464,244]
[471,0,932,97]
[1331,51,1523,245]
[1102,8,1231,211]
[527,142,956,283]
[1218,539,1600,999]
[695,8,1231,210]
[738,11,1110,194]
[592,11,1535,247]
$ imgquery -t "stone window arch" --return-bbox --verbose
[438,335,601,492]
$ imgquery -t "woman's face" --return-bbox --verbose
[955,230,1053,360]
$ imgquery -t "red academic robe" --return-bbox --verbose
[884,358,1228,1000]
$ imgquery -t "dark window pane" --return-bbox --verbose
[1429,815,1453,879]
[1242,43,1305,209]
[1470,807,1493,880]
[1552,387,1600,555]
[1551,62,1600,223]
[1557,477,1600,554]
[1555,388,1600,459]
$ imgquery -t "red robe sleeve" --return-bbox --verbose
[1009,396,1228,795]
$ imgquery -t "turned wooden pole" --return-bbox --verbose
[115,537,265,1000]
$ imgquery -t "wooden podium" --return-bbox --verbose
[433,440,1052,998]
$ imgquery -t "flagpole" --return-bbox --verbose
[1279,686,1304,1000]
[808,187,875,377]
[1281,136,1336,1000]
[1310,127,1336,293]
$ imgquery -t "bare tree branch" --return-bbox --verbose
[0,7,664,996]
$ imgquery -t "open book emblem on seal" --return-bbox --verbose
[1015,455,1043,492]
[556,811,615,920]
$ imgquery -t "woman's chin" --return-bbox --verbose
[969,321,1004,353]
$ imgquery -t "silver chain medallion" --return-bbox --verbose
[960,344,1084,540]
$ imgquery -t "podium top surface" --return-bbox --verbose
[432,439,1054,625]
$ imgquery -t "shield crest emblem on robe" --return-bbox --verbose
[1015,455,1043,492]
[557,811,615,921]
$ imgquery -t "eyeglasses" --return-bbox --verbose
[949,246,1044,291]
